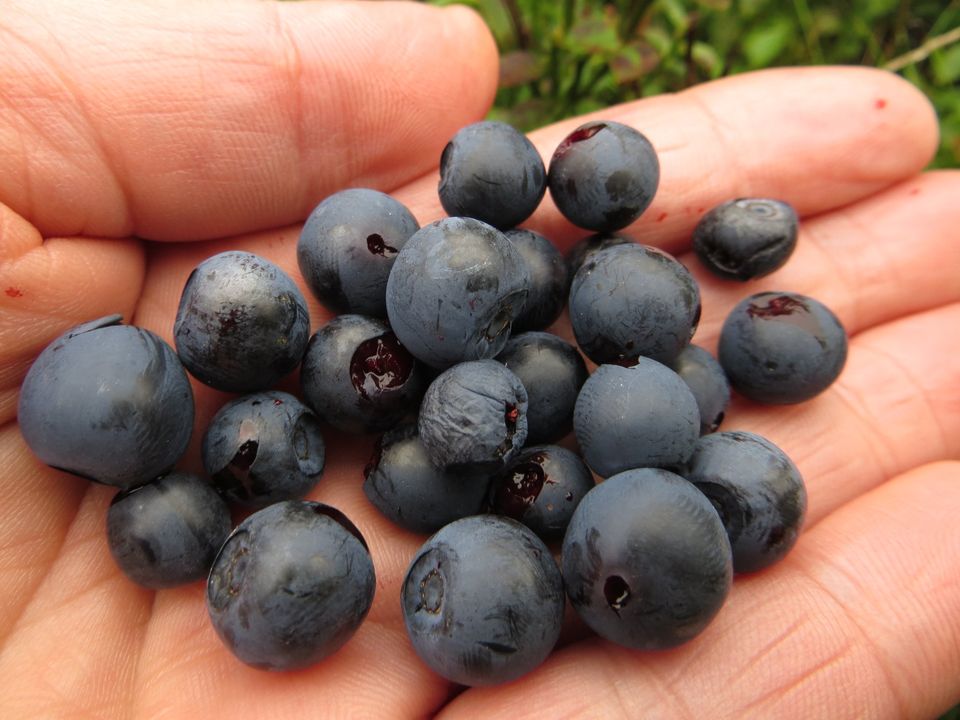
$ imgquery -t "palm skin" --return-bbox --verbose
[1,1,959,718]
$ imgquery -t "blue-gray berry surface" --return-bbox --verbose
[568,243,700,366]
[362,422,491,534]
[692,198,798,281]
[564,231,635,280]
[107,471,232,589]
[418,360,528,472]
[671,344,731,435]
[561,467,733,650]
[496,331,588,444]
[489,445,594,540]
[548,120,659,232]
[438,121,546,230]
[504,228,568,332]
[401,514,564,686]
[718,291,847,404]
[683,431,807,573]
[300,314,426,434]
[174,251,310,393]
[297,188,419,316]
[18,315,194,489]
[385,218,531,369]
[202,391,325,507]
[573,359,700,478]
[206,501,375,671]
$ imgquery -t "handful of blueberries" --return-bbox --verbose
[16,119,847,685]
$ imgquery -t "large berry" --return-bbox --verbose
[573,359,700,478]
[418,360,528,472]
[174,251,310,393]
[671,344,731,435]
[202,391,325,507]
[505,228,568,332]
[207,501,375,671]
[548,120,659,232]
[438,121,546,230]
[401,515,564,686]
[386,218,530,368]
[300,314,426,434]
[718,291,847,404]
[495,331,588,444]
[107,472,231,589]
[297,188,419,316]
[568,243,700,366]
[693,198,798,281]
[561,468,733,650]
[362,422,491,534]
[488,445,594,540]
[18,315,194,489]
[683,431,806,573]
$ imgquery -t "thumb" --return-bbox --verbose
[0,0,498,240]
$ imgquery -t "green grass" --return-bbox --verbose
[427,0,960,168]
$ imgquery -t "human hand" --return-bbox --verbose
[1,1,958,718]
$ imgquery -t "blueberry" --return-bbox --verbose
[564,231,635,280]
[362,422,491,534]
[548,120,659,232]
[418,360,528,472]
[438,121,547,230]
[568,243,701,366]
[718,291,847,404]
[504,228,568,332]
[174,251,311,393]
[385,217,530,368]
[670,344,731,435]
[561,467,732,650]
[297,188,420,317]
[107,472,231,589]
[693,198,798,281]
[573,359,700,478]
[202,391,325,507]
[495,331,588,444]
[300,315,426,434]
[207,500,375,671]
[401,514,564,686]
[682,431,806,574]
[18,315,195,489]
[488,445,594,540]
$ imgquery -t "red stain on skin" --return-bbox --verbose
[656,212,668,222]
[5,287,23,298]
[697,207,706,214]
[875,98,887,109]
[909,187,920,196]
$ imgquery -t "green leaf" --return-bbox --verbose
[932,44,960,87]
[658,0,691,34]
[567,10,622,55]
[742,17,795,68]
[610,42,661,84]
[692,41,724,78]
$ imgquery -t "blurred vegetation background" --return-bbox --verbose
[424,0,960,168]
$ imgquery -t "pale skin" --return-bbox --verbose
[1,0,959,717]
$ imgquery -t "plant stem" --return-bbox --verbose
[884,25,960,71]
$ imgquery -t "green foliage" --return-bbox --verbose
[428,0,960,168]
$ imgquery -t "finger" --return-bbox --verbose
[394,65,938,254]
[0,0,497,240]
[438,460,960,720]
[0,203,145,425]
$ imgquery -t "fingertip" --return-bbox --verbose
[437,3,500,115]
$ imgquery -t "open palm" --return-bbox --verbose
[1,1,958,718]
